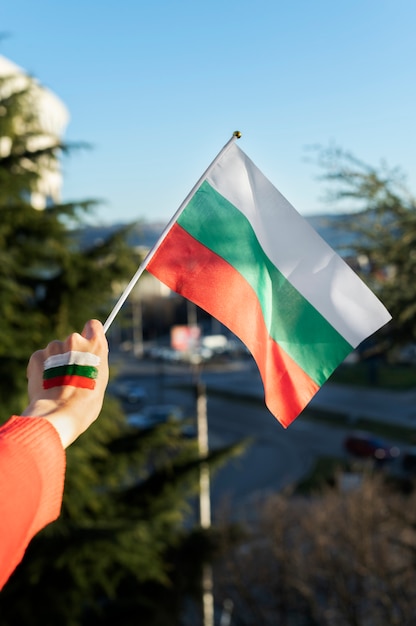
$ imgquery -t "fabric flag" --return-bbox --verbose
[144,140,391,427]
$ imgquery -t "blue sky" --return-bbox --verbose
[1,0,416,225]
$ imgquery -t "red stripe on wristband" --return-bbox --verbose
[43,375,96,390]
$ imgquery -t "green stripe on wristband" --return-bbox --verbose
[43,364,98,381]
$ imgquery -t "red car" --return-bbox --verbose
[344,433,400,461]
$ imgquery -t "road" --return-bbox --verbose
[109,353,349,523]
[204,393,346,522]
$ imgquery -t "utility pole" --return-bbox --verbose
[196,380,214,626]
[132,298,143,358]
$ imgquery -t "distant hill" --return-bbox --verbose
[74,221,166,251]
[76,214,358,256]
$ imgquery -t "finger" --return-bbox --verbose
[81,319,104,341]
[26,349,45,379]
[44,340,66,357]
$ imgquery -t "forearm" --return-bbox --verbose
[0,416,66,589]
[0,319,108,589]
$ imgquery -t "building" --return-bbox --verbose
[0,55,69,209]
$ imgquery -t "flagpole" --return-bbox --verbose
[103,131,242,334]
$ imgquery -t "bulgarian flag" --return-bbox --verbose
[105,133,391,428]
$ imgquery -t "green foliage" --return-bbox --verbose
[314,145,416,346]
[331,361,416,390]
[0,401,189,622]
[0,399,230,625]
[0,72,137,416]
[0,70,237,625]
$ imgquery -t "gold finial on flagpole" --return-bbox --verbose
[233,130,242,138]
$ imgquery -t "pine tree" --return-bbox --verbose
[0,68,239,624]
[0,71,136,416]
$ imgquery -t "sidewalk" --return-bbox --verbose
[202,365,416,429]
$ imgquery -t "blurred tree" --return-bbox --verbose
[0,71,136,416]
[0,68,242,625]
[312,146,416,349]
[216,473,416,625]
[0,400,227,625]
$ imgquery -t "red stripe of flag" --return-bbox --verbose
[147,223,319,427]
[43,375,96,390]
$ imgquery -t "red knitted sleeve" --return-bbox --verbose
[0,416,66,589]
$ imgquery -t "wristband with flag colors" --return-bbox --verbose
[43,351,100,390]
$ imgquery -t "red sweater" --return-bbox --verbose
[0,416,66,589]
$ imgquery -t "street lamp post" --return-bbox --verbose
[196,380,214,626]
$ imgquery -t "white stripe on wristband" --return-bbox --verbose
[44,350,101,370]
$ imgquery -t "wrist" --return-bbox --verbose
[21,400,81,449]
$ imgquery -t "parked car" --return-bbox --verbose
[344,432,400,461]
[127,404,184,429]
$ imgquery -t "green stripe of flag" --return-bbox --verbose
[178,181,353,385]
[43,364,98,380]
